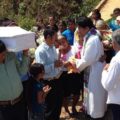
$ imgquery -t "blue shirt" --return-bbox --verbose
[15,51,29,81]
[109,19,120,31]
[35,42,62,80]
[62,29,74,45]
[32,80,45,113]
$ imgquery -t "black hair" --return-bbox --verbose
[58,20,67,28]
[43,28,55,39]
[67,18,75,24]
[92,9,101,19]
[113,8,120,13]
[77,16,95,29]
[29,63,44,78]
[0,40,6,53]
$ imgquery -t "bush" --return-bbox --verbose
[0,0,101,27]
[16,15,35,30]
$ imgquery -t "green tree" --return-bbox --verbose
[0,0,100,29]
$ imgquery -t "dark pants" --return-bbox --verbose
[109,104,120,120]
[22,80,29,120]
[105,49,115,63]
[43,75,64,120]
[0,99,26,120]
[30,112,45,120]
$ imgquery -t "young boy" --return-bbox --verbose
[28,63,51,120]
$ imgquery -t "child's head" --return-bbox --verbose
[29,63,45,80]
[58,35,69,50]
[67,18,76,31]
[43,29,56,46]
[58,20,67,32]
[91,9,101,20]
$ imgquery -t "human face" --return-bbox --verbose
[47,33,57,46]
[91,12,97,20]
[54,40,59,48]
[58,22,66,32]
[78,26,89,38]
[37,70,45,81]
[49,16,55,26]
[59,38,69,50]
[113,11,120,18]
[116,20,120,25]
[0,51,6,63]
[68,22,76,31]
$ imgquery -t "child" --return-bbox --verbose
[58,35,83,116]
[28,63,51,120]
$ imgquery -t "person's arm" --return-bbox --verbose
[37,91,45,104]
[35,51,55,74]
[37,85,51,104]
[15,50,30,76]
[102,61,120,91]
[76,37,100,72]
[35,51,62,74]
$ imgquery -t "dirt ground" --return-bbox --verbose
[60,100,112,120]
[60,100,84,120]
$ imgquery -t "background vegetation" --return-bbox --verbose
[0,0,101,30]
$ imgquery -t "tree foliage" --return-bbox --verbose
[0,0,100,29]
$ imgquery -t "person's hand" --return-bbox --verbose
[31,59,36,64]
[99,54,106,62]
[23,49,29,56]
[63,61,72,68]
[104,64,110,71]
[43,85,52,93]
[103,40,110,46]
[54,60,63,68]
[63,61,79,74]
[68,64,79,74]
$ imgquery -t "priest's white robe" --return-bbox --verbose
[76,34,107,118]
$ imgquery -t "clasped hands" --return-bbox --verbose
[54,58,79,73]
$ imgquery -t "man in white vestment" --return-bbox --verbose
[71,16,107,119]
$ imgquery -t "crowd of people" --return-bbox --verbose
[0,7,120,120]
